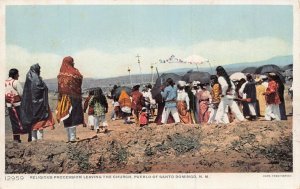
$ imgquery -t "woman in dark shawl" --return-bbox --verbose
[274,74,287,120]
[56,56,84,142]
[20,64,54,141]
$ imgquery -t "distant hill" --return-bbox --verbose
[169,55,293,73]
[44,55,292,92]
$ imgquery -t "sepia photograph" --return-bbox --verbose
[1,0,299,188]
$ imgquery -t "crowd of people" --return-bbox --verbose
[5,56,292,143]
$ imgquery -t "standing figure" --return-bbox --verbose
[242,74,257,121]
[208,75,222,124]
[89,88,108,133]
[56,56,84,142]
[176,81,192,124]
[263,73,281,121]
[20,64,55,141]
[274,74,287,120]
[215,66,245,124]
[139,107,149,127]
[196,83,212,124]
[118,89,132,124]
[255,76,267,117]
[83,90,95,130]
[5,68,26,142]
[131,85,144,126]
[161,78,180,125]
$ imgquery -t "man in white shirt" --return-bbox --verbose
[5,68,24,142]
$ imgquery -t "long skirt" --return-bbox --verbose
[63,96,84,127]
[176,101,192,124]
[198,101,210,123]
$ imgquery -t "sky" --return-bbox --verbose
[5,5,293,81]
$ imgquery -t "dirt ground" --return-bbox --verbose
[5,91,293,173]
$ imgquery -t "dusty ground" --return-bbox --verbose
[5,91,293,174]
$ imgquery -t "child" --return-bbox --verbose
[89,88,108,133]
[139,107,148,127]
[84,90,95,130]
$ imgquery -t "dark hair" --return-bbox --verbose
[133,85,140,91]
[246,74,253,82]
[88,90,94,96]
[166,78,174,87]
[92,87,107,107]
[177,84,184,90]
[210,75,218,86]
[9,68,19,79]
[236,78,246,96]
[216,66,232,89]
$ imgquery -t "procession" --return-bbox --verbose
[5,56,293,144]
[3,4,296,176]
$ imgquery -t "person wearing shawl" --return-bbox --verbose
[118,89,132,124]
[131,85,144,126]
[274,74,287,120]
[196,83,212,124]
[255,76,267,117]
[5,68,27,143]
[242,74,258,121]
[176,81,192,124]
[208,75,225,124]
[56,56,84,142]
[20,64,55,141]
[83,90,95,130]
[263,73,281,121]
[89,88,108,133]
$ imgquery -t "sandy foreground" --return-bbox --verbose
[5,92,293,173]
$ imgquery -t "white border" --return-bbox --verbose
[0,0,299,189]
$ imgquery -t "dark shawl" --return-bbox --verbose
[20,64,50,127]
[243,81,257,103]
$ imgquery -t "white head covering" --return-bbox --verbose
[178,80,187,87]
[192,81,200,86]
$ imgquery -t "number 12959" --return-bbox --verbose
[5,176,24,181]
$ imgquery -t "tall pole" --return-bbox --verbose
[136,54,144,84]
[207,60,213,74]
[151,65,154,84]
[128,67,132,87]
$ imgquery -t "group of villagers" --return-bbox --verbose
[5,56,291,143]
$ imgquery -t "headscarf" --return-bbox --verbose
[57,56,83,97]
[20,64,50,127]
